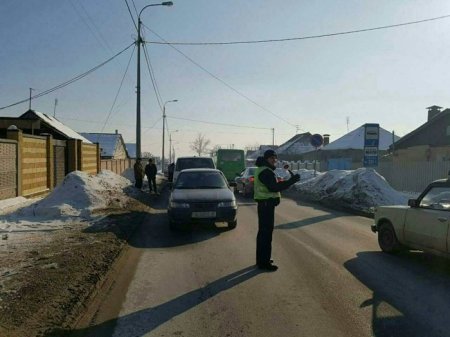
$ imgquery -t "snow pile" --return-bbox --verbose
[293,168,408,213]
[15,170,134,219]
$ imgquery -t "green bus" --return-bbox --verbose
[215,149,245,185]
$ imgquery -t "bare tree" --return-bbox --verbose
[190,133,211,156]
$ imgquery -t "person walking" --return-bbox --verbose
[134,158,144,189]
[145,158,158,194]
[167,162,175,183]
[254,149,300,271]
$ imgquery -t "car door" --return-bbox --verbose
[404,186,450,253]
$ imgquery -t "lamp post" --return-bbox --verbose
[169,129,179,163]
[136,1,173,159]
[162,99,178,173]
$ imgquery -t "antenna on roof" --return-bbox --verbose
[53,98,58,118]
[29,88,35,110]
[346,116,350,132]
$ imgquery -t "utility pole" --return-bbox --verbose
[135,2,173,159]
[272,128,275,146]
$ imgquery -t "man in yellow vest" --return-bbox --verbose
[254,149,300,271]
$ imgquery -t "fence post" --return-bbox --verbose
[77,140,83,171]
[6,128,23,196]
[96,143,100,173]
[67,139,78,173]
[44,134,54,190]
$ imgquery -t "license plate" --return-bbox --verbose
[192,211,216,218]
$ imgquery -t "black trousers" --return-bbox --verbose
[256,199,276,265]
[147,175,157,192]
[135,178,143,189]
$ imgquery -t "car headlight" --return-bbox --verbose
[218,200,237,208]
[169,200,190,208]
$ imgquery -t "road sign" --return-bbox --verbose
[363,124,379,167]
[310,134,324,147]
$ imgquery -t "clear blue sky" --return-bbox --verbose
[1,0,450,157]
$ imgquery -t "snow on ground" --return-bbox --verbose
[293,168,411,213]
[0,170,138,233]
[0,167,420,234]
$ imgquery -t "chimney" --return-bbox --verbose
[323,134,330,146]
[115,129,118,134]
[427,105,442,121]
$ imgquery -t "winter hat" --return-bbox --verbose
[263,149,277,159]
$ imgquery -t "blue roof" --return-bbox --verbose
[125,143,136,158]
[80,133,124,157]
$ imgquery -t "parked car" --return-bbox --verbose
[234,167,256,197]
[168,168,238,230]
[372,176,450,257]
[173,156,215,184]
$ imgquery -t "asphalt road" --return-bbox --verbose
[74,187,450,337]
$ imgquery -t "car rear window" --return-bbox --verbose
[175,171,227,189]
[176,158,214,171]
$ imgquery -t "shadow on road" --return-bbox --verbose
[275,213,345,230]
[45,265,262,337]
[344,251,450,337]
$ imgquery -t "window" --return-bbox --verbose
[419,187,450,210]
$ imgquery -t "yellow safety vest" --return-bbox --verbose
[254,166,281,200]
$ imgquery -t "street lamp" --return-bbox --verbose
[136,1,173,159]
[162,99,178,172]
[169,129,179,163]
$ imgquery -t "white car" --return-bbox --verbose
[172,156,215,184]
[372,177,450,257]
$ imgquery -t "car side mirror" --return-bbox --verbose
[408,199,418,207]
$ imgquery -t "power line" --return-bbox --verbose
[101,44,136,133]
[167,115,271,130]
[146,13,450,46]
[142,25,297,128]
[142,36,164,111]
[0,42,135,111]
[123,0,138,31]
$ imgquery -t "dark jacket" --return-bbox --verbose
[145,163,157,177]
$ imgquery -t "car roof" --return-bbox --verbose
[179,168,221,173]
[176,156,213,160]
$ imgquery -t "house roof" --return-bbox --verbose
[19,110,91,143]
[277,132,315,155]
[80,133,128,157]
[246,145,278,160]
[323,124,399,151]
[125,143,136,158]
[391,108,450,149]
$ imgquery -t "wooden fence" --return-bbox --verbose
[101,159,135,176]
[0,129,100,199]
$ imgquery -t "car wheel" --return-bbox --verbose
[228,219,237,229]
[378,222,401,253]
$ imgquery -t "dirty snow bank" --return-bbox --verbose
[0,170,136,232]
[293,168,408,213]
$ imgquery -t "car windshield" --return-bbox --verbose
[420,187,450,210]
[174,171,228,189]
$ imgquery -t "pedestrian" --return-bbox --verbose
[145,158,158,194]
[254,150,300,271]
[134,158,144,189]
[168,162,175,183]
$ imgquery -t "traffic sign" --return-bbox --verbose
[310,134,324,147]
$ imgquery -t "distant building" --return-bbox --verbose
[390,105,450,162]
[80,131,129,159]
[300,124,399,170]
[0,109,91,142]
